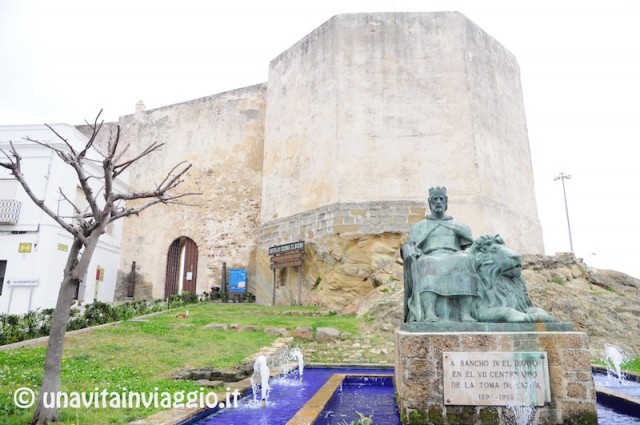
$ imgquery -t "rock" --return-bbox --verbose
[238,362,254,376]
[381,323,393,332]
[299,233,406,309]
[203,323,229,330]
[293,326,313,339]
[196,379,225,388]
[265,327,289,337]
[239,325,260,332]
[340,332,352,340]
[316,327,341,340]
[354,251,640,358]
[218,368,242,382]
[174,371,193,380]
[190,369,213,380]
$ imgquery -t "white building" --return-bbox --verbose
[0,124,126,315]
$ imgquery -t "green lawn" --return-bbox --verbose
[2,303,639,425]
[0,303,359,425]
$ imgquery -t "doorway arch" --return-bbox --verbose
[164,236,198,298]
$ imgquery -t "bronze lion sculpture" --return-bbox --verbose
[469,234,555,323]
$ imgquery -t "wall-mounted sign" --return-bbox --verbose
[18,243,32,253]
[95,266,105,282]
[268,241,305,256]
[7,278,40,287]
[57,243,69,252]
[229,269,247,293]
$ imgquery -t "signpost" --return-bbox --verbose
[6,278,40,314]
[268,241,305,306]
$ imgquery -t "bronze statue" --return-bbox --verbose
[401,187,478,322]
[401,186,556,324]
[469,234,555,323]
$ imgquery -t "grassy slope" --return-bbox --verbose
[0,303,359,425]
[1,302,638,424]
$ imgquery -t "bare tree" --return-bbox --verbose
[0,111,197,425]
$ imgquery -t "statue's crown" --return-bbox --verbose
[428,186,447,198]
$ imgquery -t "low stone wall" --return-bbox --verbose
[258,200,425,247]
[395,330,597,424]
[255,201,422,306]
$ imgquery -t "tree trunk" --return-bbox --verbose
[29,239,82,425]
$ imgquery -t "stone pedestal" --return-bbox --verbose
[395,329,597,424]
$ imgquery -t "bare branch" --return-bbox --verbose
[113,162,192,202]
[1,146,15,166]
[10,163,86,243]
[23,136,72,163]
[78,110,104,159]
[112,142,164,178]
[57,188,80,215]
[56,188,92,229]
[107,124,120,159]
[110,192,201,221]
[44,123,77,157]
[0,141,22,176]
[111,140,131,165]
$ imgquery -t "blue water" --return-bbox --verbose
[185,367,393,425]
[183,367,638,425]
[315,376,400,424]
[594,373,640,424]
[594,372,640,398]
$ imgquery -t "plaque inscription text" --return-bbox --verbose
[443,352,551,406]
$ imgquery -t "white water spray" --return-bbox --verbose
[604,344,627,384]
[290,347,304,379]
[251,355,270,406]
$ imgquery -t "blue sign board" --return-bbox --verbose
[229,269,247,293]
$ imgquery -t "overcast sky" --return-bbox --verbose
[1,0,639,278]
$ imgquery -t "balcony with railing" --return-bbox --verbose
[0,180,21,224]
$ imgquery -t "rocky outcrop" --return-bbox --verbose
[349,250,640,359]
[266,232,406,308]
[522,253,640,359]
[265,230,638,359]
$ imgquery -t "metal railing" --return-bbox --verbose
[0,199,21,224]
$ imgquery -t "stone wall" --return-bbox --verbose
[395,330,597,424]
[261,12,543,255]
[113,85,266,298]
[255,201,423,305]
[82,12,547,304]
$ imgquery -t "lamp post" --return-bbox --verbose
[554,172,574,253]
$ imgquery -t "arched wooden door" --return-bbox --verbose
[164,237,198,298]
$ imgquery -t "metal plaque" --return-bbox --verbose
[443,352,551,406]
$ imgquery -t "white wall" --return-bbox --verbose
[0,124,125,315]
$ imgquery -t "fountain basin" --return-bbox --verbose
[288,374,399,424]
[592,368,640,419]
[179,365,639,425]
[183,366,392,425]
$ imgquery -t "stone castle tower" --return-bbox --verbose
[104,12,543,307]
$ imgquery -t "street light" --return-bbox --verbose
[554,172,574,253]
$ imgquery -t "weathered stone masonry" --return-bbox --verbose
[103,12,545,307]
